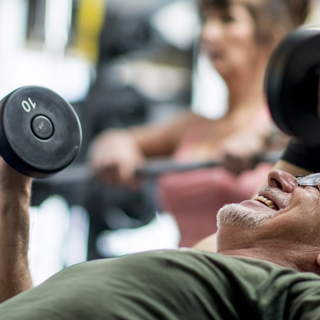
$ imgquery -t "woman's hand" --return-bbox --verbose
[88,129,146,187]
[221,130,266,175]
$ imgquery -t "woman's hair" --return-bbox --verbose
[198,0,311,44]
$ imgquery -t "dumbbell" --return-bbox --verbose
[265,28,320,146]
[0,86,82,178]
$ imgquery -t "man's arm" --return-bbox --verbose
[0,158,32,303]
[269,159,310,176]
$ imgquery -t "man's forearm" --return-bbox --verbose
[0,175,33,303]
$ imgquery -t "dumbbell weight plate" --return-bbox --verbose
[265,28,320,145]
[0,86,82,178]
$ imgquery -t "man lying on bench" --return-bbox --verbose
[0,138,319,319]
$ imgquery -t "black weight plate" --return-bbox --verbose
[0,86,82,178]
[265,28,320,146]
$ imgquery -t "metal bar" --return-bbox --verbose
[36,150,282,185]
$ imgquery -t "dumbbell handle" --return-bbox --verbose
[40,150,281,185]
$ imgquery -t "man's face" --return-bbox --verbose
[217,170,320,247]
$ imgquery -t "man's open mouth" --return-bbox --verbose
[253,195,278,210]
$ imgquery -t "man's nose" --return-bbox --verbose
[268,170,296,193]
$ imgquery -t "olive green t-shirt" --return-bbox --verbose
[0,249,320,319]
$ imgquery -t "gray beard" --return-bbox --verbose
[217,203,277,229]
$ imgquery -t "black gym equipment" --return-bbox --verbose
[0,86,82,178]
[266,27,320,146]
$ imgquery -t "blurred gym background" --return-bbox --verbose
[0,0,200,284]
[2,0,320,285]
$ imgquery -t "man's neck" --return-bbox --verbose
[217,227,320,275]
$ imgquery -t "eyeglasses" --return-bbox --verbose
[296,173,320,191]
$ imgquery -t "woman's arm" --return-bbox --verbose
[89,110,200,184]
[129,110,199,157]
[192,234,217,252]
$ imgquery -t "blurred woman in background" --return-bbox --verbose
[89,0,311,247]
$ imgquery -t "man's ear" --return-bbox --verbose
[316,254,320,266]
